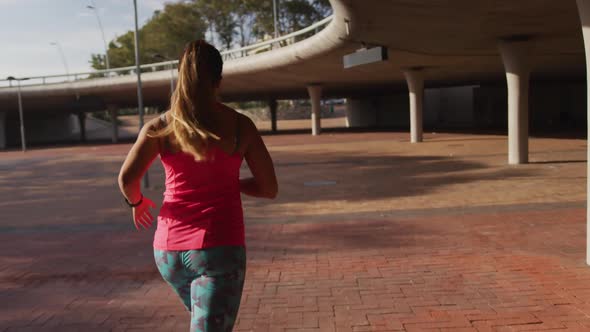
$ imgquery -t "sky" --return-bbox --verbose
[0,0,171,78]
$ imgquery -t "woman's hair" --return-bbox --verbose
[150,40,223,160]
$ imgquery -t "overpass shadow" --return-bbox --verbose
[244,218,438,258]
[237,148,540,257]
[250,150,538,206]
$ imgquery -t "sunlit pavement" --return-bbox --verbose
[0,127,588,331]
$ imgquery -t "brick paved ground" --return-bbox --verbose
[0,126,588,331]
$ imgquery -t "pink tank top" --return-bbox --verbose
[153,126,245,251]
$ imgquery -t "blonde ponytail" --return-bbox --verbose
[150,40,223,161]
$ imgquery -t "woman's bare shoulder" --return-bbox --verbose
[145,115,164,130]
[218,103,239,115]
[139,112,170,137]
[219,103,255,128]
[160,110,171,124]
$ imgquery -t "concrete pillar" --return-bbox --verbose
[403,69,424,143]
[576,0,590,265]
[269,99,278,133]
[108,105,119,143]
[77,112,86,142]
[0,112,6,150]
[307,85,322,136]
[498,37,533,165]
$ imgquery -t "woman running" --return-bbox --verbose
[118,39,278,332]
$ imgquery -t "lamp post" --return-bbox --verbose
[87,1,111,71]
[168,62,174,96]
[273,0,279,38]
[49,42,71,81]
[153,54,175,96]
[6,76,29,152]
[133,0,149,188]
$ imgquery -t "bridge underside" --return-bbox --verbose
[0,0,584,112]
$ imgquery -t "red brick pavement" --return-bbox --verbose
[1,131,589,331]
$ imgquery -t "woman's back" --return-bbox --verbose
[154,109,245,251]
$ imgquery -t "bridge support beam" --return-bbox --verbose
[0,112,6,150]
[403,69,424,143]
[499,37,533,165]
[269,99,278,133]
[576,0,590,265]
[77,112,87,142]
[307,85,322,136]
[108,105,119,143]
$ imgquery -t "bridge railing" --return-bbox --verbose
[0,15,333,89]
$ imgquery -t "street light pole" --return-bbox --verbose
[16,80,26,152]
[273,0,279,38]
[7,76,29,152]
[133,0,149,188]
[50,42,71,81]
[169,63,175,96]
[153,53,175,97]
[87,1,111,70]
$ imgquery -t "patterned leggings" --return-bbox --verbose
[153,246,246,332]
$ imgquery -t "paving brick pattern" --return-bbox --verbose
[0,130,589,331]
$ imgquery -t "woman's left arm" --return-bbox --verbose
[118,118,160,230]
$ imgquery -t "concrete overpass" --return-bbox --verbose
[0,0,588,160]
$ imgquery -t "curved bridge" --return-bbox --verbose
[0,1,584,112]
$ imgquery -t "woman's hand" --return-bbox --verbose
[132,197,157,230]
[118,117,161,230]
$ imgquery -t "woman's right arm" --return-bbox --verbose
[240,117,278,199]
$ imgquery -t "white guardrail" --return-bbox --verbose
[0,15,333,88]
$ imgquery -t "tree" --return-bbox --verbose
[233,0,257,47]
[213,5,237,49]
[312,0,332,18]
[89,0,333,71]
[89,54,106,70]
[194,0,238,50]
[248,0,332,41]
[89,2,206,71]
[248,0,274,40]
[142,3,207,60]
[281,0,318,33]
[108,31,136,68]
[192,0,332,50]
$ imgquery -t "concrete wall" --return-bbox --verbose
[346,86,475,129]
[346,95,409,128]
[377,94,410,127]
[345,98,378,127]
[429,86,475,127]
[0,112,6,149]
[345,82,586,133]
[5,113,78,147]
[473,86,508,129]
[474,82,586,131]
[529,83,586,130]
